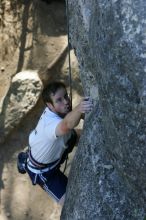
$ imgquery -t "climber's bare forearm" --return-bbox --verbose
[56,97,93,137]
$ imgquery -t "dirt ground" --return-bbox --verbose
[0,1,82,219]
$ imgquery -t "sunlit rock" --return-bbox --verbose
[0,70,43,143]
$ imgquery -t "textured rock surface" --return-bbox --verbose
[61,0,146,219]
[0,70,43,143]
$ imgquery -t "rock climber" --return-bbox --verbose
[26,81,93,205]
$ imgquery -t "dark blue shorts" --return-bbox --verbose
[26,130,77,202]
[26,166,68,202]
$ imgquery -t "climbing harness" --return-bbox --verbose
[66,0,72,110]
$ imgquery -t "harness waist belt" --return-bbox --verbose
[29,150,59,169]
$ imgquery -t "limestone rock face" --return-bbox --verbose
[61,0,146,219]
[0,70,43,143]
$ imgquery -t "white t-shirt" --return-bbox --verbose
[29,107,72,164]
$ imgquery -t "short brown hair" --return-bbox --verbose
[42,81,66,105]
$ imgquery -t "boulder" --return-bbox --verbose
[0,70,43,143]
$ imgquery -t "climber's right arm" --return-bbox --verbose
[56,97,93,137]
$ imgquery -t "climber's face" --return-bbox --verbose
[47,87,71,118]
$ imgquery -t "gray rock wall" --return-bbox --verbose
[61,0,146,219]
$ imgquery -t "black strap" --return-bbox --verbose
[63,155,68,173]
[29,150,59,169]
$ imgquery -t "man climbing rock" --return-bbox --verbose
[25,81,93,205]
